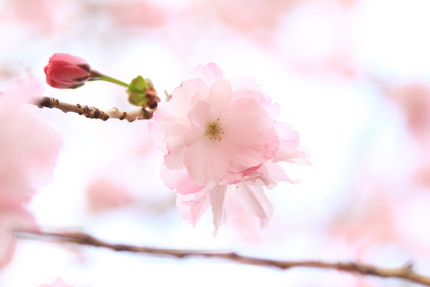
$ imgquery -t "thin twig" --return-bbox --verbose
[16,230,430,286]
[36,97,154,122]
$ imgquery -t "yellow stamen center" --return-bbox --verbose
[207,118,224,141]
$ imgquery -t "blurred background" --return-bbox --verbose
[1,0,430,286]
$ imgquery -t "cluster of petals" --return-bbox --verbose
[0,79,61,266]
[150,63,310,233]
[44,53,91,89]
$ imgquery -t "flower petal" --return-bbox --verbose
[273,122,311,165]
[207,81,233,116]
[171,78,208,118]
[183,137,231,188]
[231,76,261,91]
[184,100,212,147]
[222,98,273,146]
[164,124,189,170]
[176,188,210,226]
[189,62,225,87]
[209,185,228,235]
[235,184,273,229]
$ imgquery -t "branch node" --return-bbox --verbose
[120,112,127,120]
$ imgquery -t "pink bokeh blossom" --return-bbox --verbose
[86,178,133,214]
[210,0,293,38]
[0,0,60,34]
[0,78,62,266]
[105,0,167,29]
[393,83,430,143]
[150,63,309,233]
[391,83,430,190]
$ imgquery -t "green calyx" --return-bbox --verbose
[70,83,85,89]
[127,76,154,107]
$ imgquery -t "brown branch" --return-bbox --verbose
[16,230,430,286]
[36,97,154,122]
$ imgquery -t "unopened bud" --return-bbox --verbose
[44,53,91,89]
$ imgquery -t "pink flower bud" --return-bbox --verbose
[44,53,91,89]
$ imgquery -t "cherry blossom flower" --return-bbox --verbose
[0,78,61,266]
[150,63,309,233]
[44,53,91,89]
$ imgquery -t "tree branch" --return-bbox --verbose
[16,230,430,286]
[36,97,154,121]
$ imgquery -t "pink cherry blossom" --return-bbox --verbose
[151,63,279,188]
[150,63,310,232]
[44,53,91,89]
[0,78,61,266]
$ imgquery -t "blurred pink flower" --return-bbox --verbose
[106,0,167,29]
[44,53,91,89]
[0,0,59,34]
[0,78,62,266]
[0,207,36,268]
[1,79,61,191]
[325,178,429,257]
[393,83,430,142]
[86,178,133,214]
[275,1,359,78]
[391,83,430,189]
[150,63,309,232]
[209,0,292,34]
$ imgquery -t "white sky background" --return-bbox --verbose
[1,0,430,286]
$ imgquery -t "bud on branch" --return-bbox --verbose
[44,53,92,89]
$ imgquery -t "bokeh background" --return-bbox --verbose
[1,0,430,286]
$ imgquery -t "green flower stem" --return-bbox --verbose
[89,70,129,88]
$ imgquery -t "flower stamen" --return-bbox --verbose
[207,118,224,141]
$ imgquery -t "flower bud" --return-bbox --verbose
[127,76,160,108]
[44,53,91,89]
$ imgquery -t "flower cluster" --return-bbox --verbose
[150,63,310,233]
